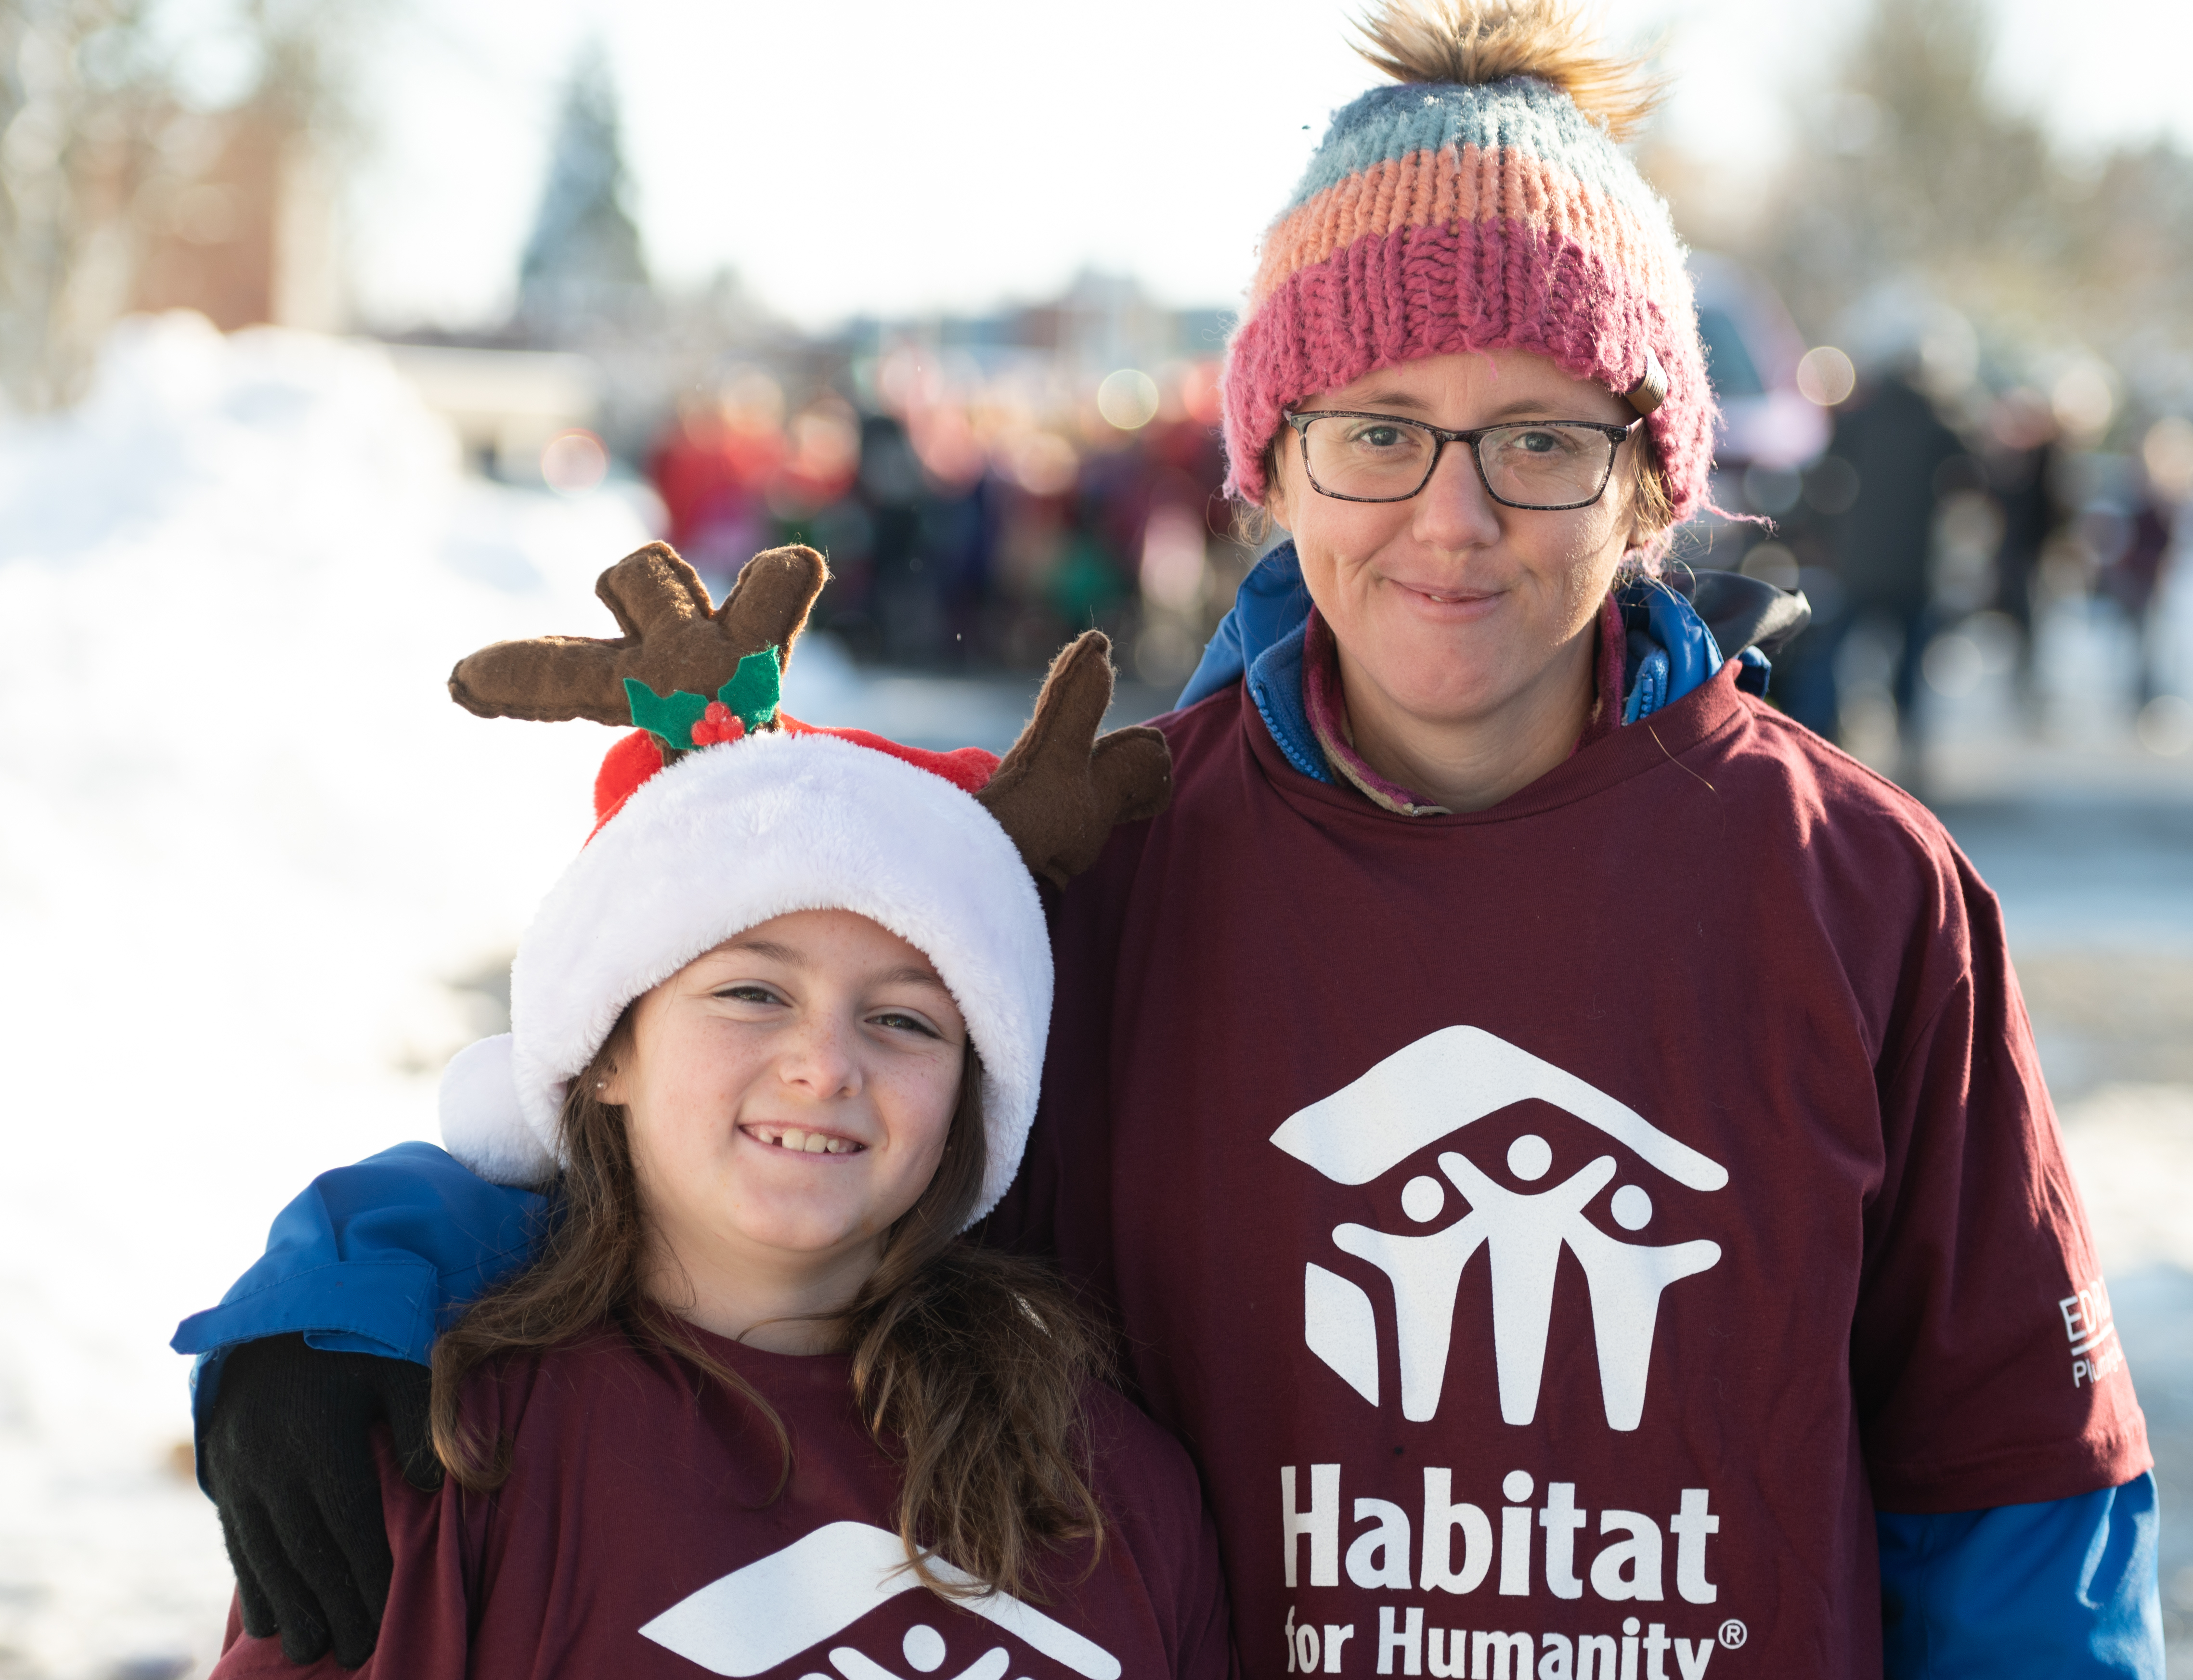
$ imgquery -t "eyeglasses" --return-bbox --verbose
[1280,410,1641,510]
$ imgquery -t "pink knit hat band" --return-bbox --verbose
[1222,215,1713,521]
[1221,75,1717,525]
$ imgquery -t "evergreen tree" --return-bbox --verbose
[517,48,649,335]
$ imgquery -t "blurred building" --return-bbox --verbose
[129,111,341,334]
[0,0,357,409]
[843,268,1232,399]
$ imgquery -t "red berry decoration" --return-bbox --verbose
[689,701,747,748]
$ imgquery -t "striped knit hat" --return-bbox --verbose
[1221,1,1715,526]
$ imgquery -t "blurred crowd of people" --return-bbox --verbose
[628,265,2192,783]
[1677,266,2191,775]
[643,353,1244,686]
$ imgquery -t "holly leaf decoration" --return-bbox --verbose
[622,647,779,751]
[716,646,782,731]
[623,677,712,750]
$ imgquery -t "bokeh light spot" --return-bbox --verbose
[1804,454,1861,515]
[1743,465,1802,515]
[1180,361,1223,426]
[2137,695,2193,758]
[1796,347,1856,407]
[2050,360,2115,439]
[1005,431,1078,496]
[1923,632,1985,698]
[1739,543,1800,593]
[2141,415,2193,502]
[1140,504,1207,612]
[541,428,609,495]
[1097,368,1160,431]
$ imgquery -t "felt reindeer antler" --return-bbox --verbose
[978,631,1171,888]
[448,542,828,727]
[449,541,1168,879]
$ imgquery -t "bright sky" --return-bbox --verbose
[343,0,2193,334]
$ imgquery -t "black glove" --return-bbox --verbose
[200,1333,443,1668]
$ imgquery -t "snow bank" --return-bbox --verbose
[0,314,653,1677]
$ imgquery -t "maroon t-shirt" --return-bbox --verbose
[996,663,2148,1680]
[212,1325,1234,1680]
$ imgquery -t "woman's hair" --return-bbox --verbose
[1351,0,1663,140]
[428,1019,1108,1600]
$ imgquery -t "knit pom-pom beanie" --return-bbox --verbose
[1221,0,1716,525]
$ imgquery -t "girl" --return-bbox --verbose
[202,547,1228,1678]
[185,3,2161,1674]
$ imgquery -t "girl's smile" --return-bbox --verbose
[740,1122,863,1155]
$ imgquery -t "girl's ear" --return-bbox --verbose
[591,1001,643,1109]
[595,1061,629,1107]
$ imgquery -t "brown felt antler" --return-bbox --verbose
[448,542,829,725]
[977,631,1172,888]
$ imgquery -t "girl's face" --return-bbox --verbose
[1266,348,1647,736]
[603,908,968,1295]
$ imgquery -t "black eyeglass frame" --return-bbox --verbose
[1280,409,1642,510]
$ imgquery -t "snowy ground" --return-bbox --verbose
[1,318,2189,1677]
[1942,798,2193,1673]
[0,317,662,1679]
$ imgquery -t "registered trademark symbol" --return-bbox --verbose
[1718,1619,1749,1649]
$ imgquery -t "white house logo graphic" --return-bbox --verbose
[1270,1027,1727,1431]
[639,1521,1122,1679]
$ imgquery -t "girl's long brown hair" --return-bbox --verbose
[428,1025,1107,1599]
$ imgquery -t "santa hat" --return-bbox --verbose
[436,542,1170,1229]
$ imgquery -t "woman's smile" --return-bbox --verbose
[1386,575,1505,616]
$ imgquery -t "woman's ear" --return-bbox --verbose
[1619,458,1655,555]
[1262,449,1294,534]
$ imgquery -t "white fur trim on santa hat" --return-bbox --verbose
[438,1034,557,1186]
[437,730,1050,1227]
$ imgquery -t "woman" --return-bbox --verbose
[180,3,2158,1674]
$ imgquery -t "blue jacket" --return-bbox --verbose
[174,551,2162,1677]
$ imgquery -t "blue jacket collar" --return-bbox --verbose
[1177,541,1775,785]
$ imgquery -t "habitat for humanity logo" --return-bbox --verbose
[640,1521,1122,1679]
[1271,1027,1727,1431]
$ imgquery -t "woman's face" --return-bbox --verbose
[1266,349,1646,733]
[603,908,968,1288]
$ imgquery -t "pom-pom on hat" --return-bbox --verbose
[1221,0,1716,525]
[436,541,1172,1228]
